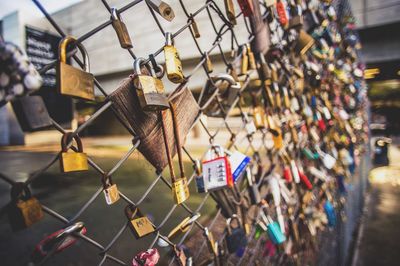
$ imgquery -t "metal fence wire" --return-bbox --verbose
[0,0,370,265]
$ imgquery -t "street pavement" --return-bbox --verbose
[354,144,400,266]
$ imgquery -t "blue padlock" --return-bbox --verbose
[267,221,286,245]
[324,200,337,227]
[260,212,286,245]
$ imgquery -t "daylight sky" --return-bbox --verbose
[0,0,82,18]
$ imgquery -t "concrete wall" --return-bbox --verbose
[351,0,400,28]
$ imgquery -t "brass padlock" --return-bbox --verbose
[125,204,155,238]
[246,44,256,70]
[204,227,218,256]
[111,8,133,49]
[224,0,237,25]
[60,132,89,173]
[172,176,190,205]
[264,84,275,107]
[204,52,213,73]
[147,0,175,21]
[282,87,290,109]
[253,106,266,129]
[102,174,120,205]
[8,183,43,231]
[240,46,248,75]
[57,36,94,101]
[164,32,184,83]
[295,30,315,55]
[133,57,169,111]
[191,18,201,38]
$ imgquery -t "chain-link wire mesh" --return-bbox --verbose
[0,0,371,265]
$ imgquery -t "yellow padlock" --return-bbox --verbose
[60,132,88,173]
[57,36,94,101]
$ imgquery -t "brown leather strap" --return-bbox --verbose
[159,101,186,183]
[160,111,176,182]
[169,102,185,178]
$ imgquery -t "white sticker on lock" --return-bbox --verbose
[229,151,251,182]
[202,146,233,190]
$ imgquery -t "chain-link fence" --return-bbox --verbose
[0,0,370,265]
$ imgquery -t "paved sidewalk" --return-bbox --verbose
[354,145,400,266]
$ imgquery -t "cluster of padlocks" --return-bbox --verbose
[0,0,369,265]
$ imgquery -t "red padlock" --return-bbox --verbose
[31,222,87,263]
[283,166,293,183]
[276,1,288,26]
[132,248,160,266]
[237,0,254,17]
[298,171,313,190]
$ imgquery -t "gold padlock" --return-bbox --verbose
[8,183,43,231]
[204,52,213,73]
[57,36,94,101]
[111,8,133,49]
[147,0,175,21]
[295,30,315,55]
[125,205,155,238]
[133,57,169,111]
[246,44,256,70]
[224,0,237,25]
[240,46,249,75]
[264,83,275,107]
[168,213,201,240]
[282,87,290,109]
[172,177,190,205]
[273,83,282,109]
[204,227,218,255]
[60,132,89,173]
[102,174,120,205]
[164,32,184,83]
[253,106,266,129]
[191,18,201,38]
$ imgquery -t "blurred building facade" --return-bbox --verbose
[350,0,400,133]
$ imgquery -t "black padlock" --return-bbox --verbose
[11,95,52,132]
[225,214,247,253]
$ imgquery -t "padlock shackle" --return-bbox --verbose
[110,7,121,21]
[10,182,32,201]
[165,32,173,46]
[124,204,149,222]
[61,132,84,153]
[59,36,90,72]
[213,74,238,88]
[226,214,242,234]
[101,173,114,188]
[57,222,85,238]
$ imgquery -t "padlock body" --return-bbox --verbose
[104,184,120,205]
[11,96,52,132]
[164,45,184,83]
[135,75,169,111]
[324,201,337,227]
[130,216,155,238]
[112,20,133,48]
[226,227,247,253]
[172,177,190,204]
[272,133,283,149]
[202,156,233,190]
[254,107,265,129]
[267,221,286,245]
[60,152,89,173]
[237,0,254,17]
[8,197,43,231]
[58,62,95,101]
